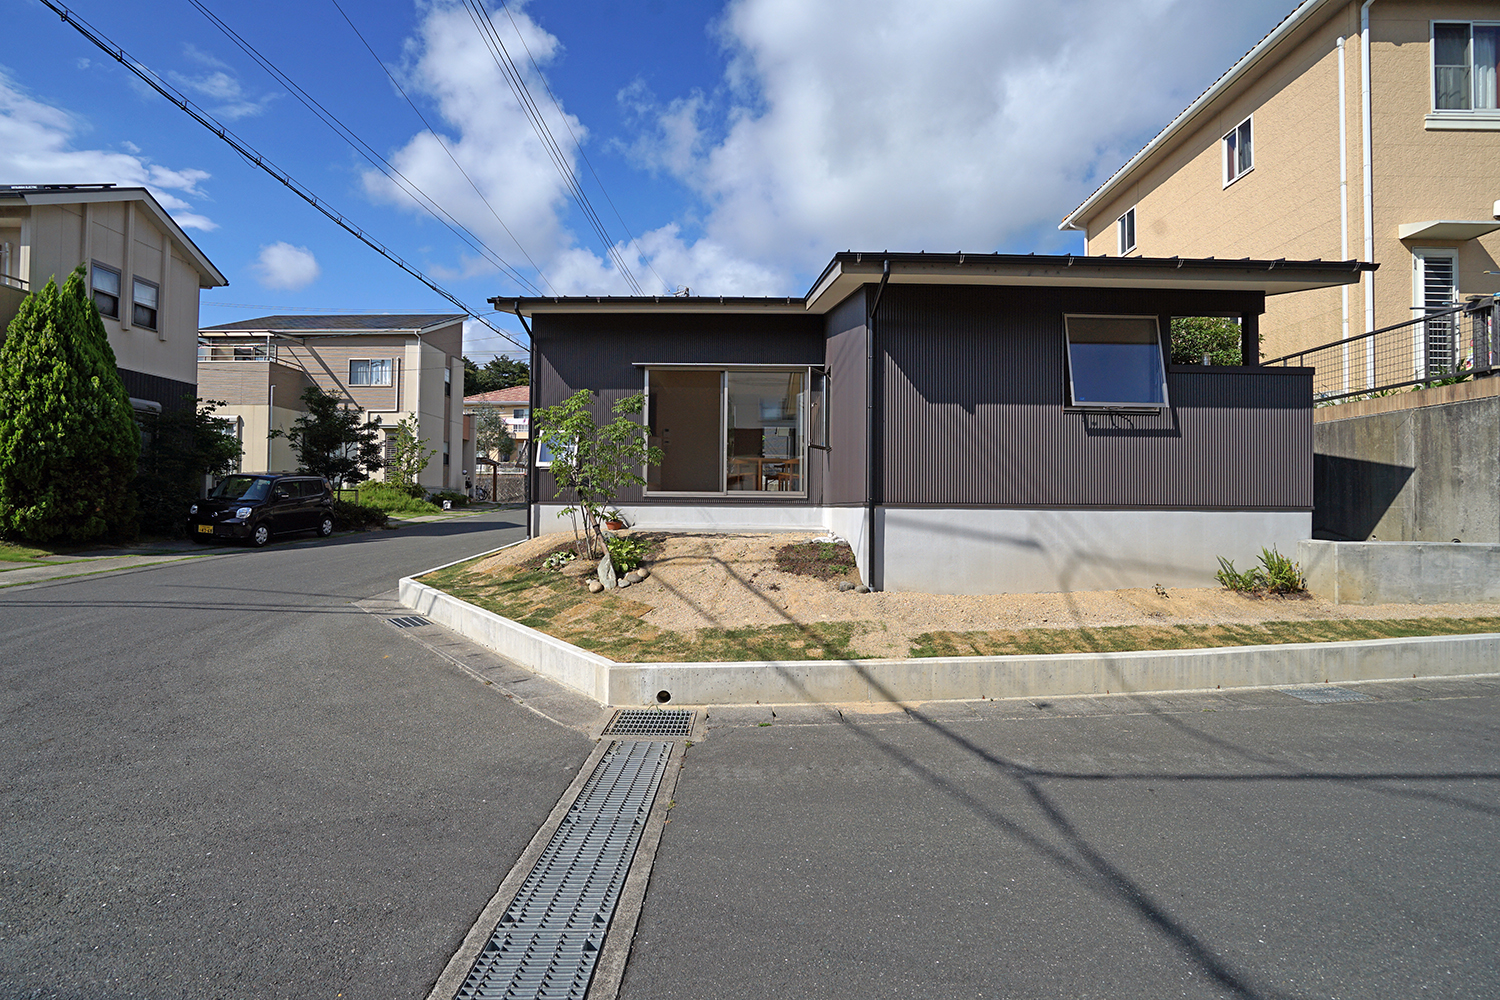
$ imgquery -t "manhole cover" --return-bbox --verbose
[386,616,432,629]
[1279,686,1372,704]
[602,709,694,737]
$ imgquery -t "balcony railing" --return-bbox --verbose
[1265,296,1495,402]
[0,273,27,291]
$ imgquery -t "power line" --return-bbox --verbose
[460,0,645,294]
[37,0,529,356]
[497,0,670,296]
[186,0,542,297]
[326,0,560,297]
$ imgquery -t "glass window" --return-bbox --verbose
[1434,22,1499,111]
[210,475,271,501]
[91,263,120,319]
[350,359,393,386]
[1223,117,1253,185]
[1065,315,1169,408]
[132,278,158,329]
[1117,208,1136,255]
[644,368,808,495]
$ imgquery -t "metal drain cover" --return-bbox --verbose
[1279,686,1372,704]
[602,708,694,737]
[387,616,432,628]
[455,740,672,1000]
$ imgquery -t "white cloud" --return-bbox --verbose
[168,45,278,121]
[251,242,321,290]
[0,70,217,230]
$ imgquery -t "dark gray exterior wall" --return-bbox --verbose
[874,284,1311,510]
[531,311,825,504]
[822,290,868,505]
[118,368,196,413]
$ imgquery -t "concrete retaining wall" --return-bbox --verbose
[401,571,1499,707]
[1299,538,1500,605]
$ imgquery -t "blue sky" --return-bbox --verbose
[4,0,1296,361]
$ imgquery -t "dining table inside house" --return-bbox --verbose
[728,455,801,491]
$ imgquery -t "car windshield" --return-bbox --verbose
[210,476,271,501]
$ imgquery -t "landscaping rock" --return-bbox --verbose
[587,579,604,594]
[837,581,854,592]
[597,554,617,589]
[618,578,631,588]
[636,566,650,580]
[624,570,642,584]
[855,585,870,594]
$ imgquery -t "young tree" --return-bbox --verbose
[0,265,141,543]
[384,416,436,489]
[474,409,515,462]
[533,389,661,560]
[272,386,382,489]
[1170,317,1245,366]
[463,354,530,395]
[133,398,244,536]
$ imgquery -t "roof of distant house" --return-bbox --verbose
[201,314,466,334]
[465,387,530,405]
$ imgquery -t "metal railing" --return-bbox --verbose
[0,273,27,291]
[1266,296,1495,402]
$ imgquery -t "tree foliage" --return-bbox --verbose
[133,398,244,537]
[474,409,515,461]
[462,354,529,396]
[1170,316,1244,366]
[384,416,436,488]
[0,265,141,543]
[533,389,661,560]
[272,386,382,488]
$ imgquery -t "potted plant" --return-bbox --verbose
[604,508,627,531]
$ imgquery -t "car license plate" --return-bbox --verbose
[197,524,213,534]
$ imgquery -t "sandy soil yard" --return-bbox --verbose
[434,531,1500,661]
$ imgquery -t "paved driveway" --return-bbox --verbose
[0,513,595,999]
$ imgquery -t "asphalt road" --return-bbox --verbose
[0,512,594,999]
[621,681,1500,1000]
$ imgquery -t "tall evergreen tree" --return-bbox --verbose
[272,386,383,488]
[0,265,141,543]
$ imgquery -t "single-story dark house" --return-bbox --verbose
[494,252,1372,594]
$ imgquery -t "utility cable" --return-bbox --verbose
[186,0,542,297]
[36,0,529,354]
[326,0,559,296]
[498,0,670,295]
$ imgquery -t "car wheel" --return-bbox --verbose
[251,523,271,547]
[318,516,334,537]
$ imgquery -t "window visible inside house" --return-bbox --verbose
[1064,315,1169,408]
[132,278,158,330]
[644,367,807,494]
[349,359,393,386]
[1117,208,1136,255]
[444,366,452,396]
[1223,117,1253,185]
[91,263,120,319]
[1434,22,1500,111]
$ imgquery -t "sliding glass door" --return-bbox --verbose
[646,368,807,495]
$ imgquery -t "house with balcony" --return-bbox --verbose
[197,315,468,490]
[0,183,227,413]
[464,385,531,461]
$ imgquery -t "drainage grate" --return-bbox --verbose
[386,616,432,629]
[1279,686,1373,704]
[602,708,694,737]
[454,740,673,1000]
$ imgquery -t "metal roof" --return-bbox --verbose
[200,314,466,335]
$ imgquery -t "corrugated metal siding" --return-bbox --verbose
[118,367,195,413]
[878,284,1309,510]
[823,290,868,505]
[533,312,825,505]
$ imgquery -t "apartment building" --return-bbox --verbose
[1059,0,1500,362]
[198,315,467,490]
[0,183,227,411]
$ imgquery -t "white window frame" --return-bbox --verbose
[1222,116,1253,187]
[1428,20,1500,129]
[91,262,121,320]
[1116,207,1137,255]
[1412,247,1460,375]
[349,358,394,387]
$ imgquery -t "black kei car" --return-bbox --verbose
[187,473,335,546]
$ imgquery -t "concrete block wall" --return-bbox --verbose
[1299,539,1500,605]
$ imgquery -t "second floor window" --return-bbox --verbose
[92,263,120,319]
[1434,22,1499,111]
[1223,116,1253,186]
[1117,208,1136,255]
[133,278,158,330]
[350,359,393,386]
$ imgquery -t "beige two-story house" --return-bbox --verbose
[1060,0,1500,368]
[198,315,468,490]
[1,183,227,412]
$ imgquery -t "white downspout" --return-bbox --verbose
[1361,1,1376,388]
[1338,35,1351,393]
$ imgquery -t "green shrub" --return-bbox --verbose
[430,490,469,508]
[331,499,387,531]
[606,536,649,573]
[1216,547,1306,595]
[358,482,441,514]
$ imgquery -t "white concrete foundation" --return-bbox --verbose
[533,503,826,535]
[878,508,1312,594]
